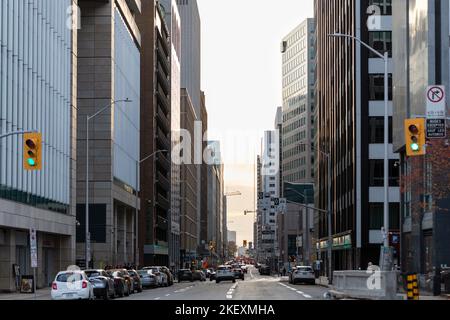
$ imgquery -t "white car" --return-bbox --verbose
[51,270,94,300]
[216,265,236,284]
[290,266,315,285]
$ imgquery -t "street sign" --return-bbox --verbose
[426,118,447,139]
[426,85,446,119]
[30,229,37,268]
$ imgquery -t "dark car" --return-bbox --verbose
[259,265,271,276]
[106,270,129,297]
[85,269,116,300]
[127,270,143,293]
[178,269,194,282]
[192,270,206,282]
[233,268,245,280]
[110,269,134,295]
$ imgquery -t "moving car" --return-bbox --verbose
[233,268,245,280]
[110,270,133,295]
[259,265,271,276]
[216,265,235,284]
[193,270,207,282]
[178,269,194,283]
[290,266,315,285]
[85,269,116,300]
[51,270,94,300]
[127,270,143,293]
[138,270,158,288]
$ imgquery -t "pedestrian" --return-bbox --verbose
[282,267,286,277]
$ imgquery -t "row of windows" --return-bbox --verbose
[369,74,393,100]
[283,144,307,160]
[284,170,307,182]
[283,78,310,99]
[283,117,308,135]
[283,158,307,172]
[283,65,307,87]
[368,31,392,58]
[283,54,306,76]
[369,203,399,230]
[283,38,310,63]
[369,160,399,187]
[283,131,306,148]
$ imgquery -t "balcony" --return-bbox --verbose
[157,33,169,57]
[156,192,170,210]
[156,86,170,114]
[156,150,171,172]
[157,47,170,75]
[156,67,170,95]
[156,171,170,192]
[156,107,170,135]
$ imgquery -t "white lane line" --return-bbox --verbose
[226,295,233,299]
[303,294,312,299]
[296,291,304,294]
[154,297,161,300]
[165,294,171,297]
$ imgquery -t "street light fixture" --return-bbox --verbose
[328,32,390,250]
[85,99,132,269]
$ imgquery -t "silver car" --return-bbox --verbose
[290,266,315,285]
[143,267,169,287]
[138,270,158,288]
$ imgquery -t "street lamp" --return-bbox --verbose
[299,142,332,282]
[329,32,390,249]
[135,149,169,266]
[85,99,132,269]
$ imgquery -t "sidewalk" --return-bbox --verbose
[0,289,51,300]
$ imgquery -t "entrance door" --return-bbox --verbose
[44,248,56,287]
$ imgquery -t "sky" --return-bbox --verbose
[197,0,315,247]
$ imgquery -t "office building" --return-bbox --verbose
[137,0,172,267]
[198,91,209,258]
[76,0,141,269]
[0,0,78,290]
[315,0,400,272]
[281,19,316,184]
[392,0,450,294]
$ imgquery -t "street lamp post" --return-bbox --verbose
[329,33,390,250]
[86,99,132,269]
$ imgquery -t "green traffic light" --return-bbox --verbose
[27,158,36,166]
[411,143,420,152]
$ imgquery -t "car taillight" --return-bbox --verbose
[52,282,57,290]
[82,281,88,289]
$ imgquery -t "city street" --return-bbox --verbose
[0,267,329,301]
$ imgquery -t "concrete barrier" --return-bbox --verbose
[330,270,400,300]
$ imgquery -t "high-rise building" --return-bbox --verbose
[315,0,399,273]
[198,91,209,258]
[0,0,78,291]
[137,0,172,267]
[392,0,450,293]
[179,89,199,268]
[76,0,141,268]
[160,0,182,273]
[281,19,316,184]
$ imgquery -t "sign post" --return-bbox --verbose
[30,229,37,299]
[426,85,447,139]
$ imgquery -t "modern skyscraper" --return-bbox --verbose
[281,19,316,184]
[315,0,399,272]
[392,0,450,293]
[137,0,172,267]
[76,0,141,268]
[0,0,78,291]
[160,0,182,273]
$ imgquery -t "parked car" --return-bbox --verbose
[233,268,245,280]
[127,270,143,293]
[178,269,194,283]
[159,266,175,286]
[85,269,116,300]
[143,267,169,287]
[138,270,158,288]
[290,266,315,285]
[110,270,133,295]
[106,270,128,297]
[259,265,271,276]
[193,270,207,282]
[216,265,235,284]
[51,270,94,300]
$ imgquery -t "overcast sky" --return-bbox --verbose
[197,0,314,247]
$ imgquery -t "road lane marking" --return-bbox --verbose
[165,294,170,297]
[154,297,161,300]
[296,291,304,294]
[303,294,312,299]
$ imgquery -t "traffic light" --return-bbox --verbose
[23,133,42,170]
[404,119,426,156]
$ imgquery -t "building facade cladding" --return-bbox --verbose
[281,18,316,185]
[315,0,400,271]
[393,1,450,283]
[0,0,77,291]
[199,91,209,255]
[76,0,141,268]
[137,1,171,267]
[180,89,199,265]
[160,0,182,272]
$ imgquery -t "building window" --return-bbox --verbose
[369,117,393,143]
[369,160,400,187]
[368,0,392,15]
[368,31,392,57]
[369,74,392,100]
[369,203,400,230]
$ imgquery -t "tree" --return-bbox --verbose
[227,241,238,258]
